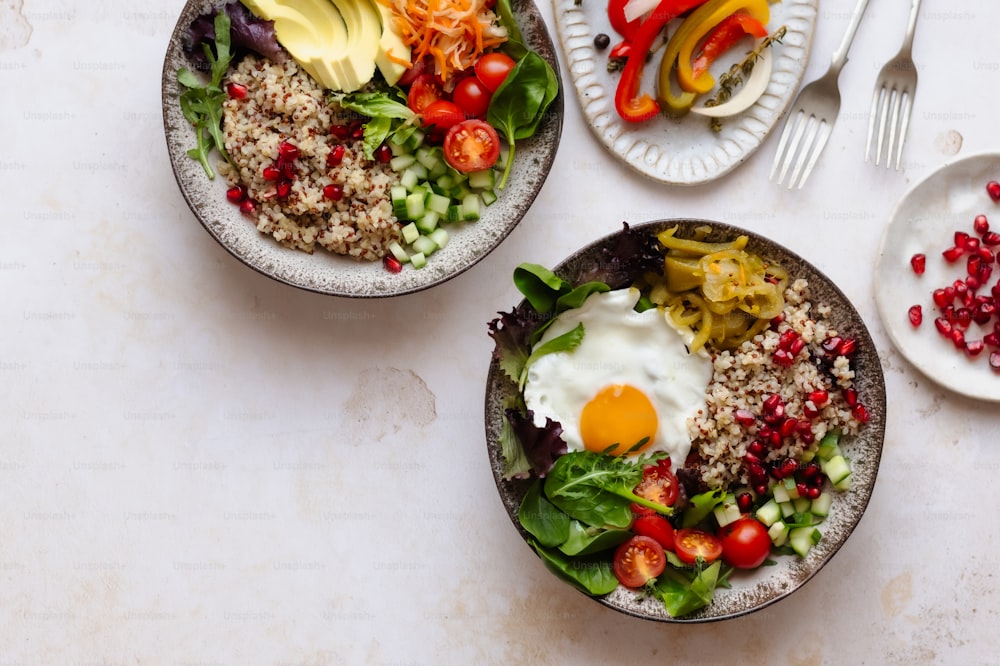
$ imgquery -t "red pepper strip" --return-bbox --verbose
[609,40,634,60]
[691,13,768,79]
[614,0,711,123]
[608,0,642,41]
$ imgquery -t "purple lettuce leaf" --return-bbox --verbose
[574,221,664,290]
[183,1,284,72]
[505,409,568,478]
[487,303,548,384]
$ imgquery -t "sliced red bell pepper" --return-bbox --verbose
[608,0,642,41]
[609,40,634,60]
[613,0,710,123]
[691,13,768,79]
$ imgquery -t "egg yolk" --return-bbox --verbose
[579,384,658,455]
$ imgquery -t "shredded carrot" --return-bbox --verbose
[385,49,412,68]
[389,0,508,82]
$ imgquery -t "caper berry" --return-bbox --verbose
[593,33,611,50]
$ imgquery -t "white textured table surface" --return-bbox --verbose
[3,0,999,663]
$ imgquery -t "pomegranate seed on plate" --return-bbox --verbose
[983,231,1000,246]
[747,440,766,456]
[942,246,964,262]
[985,332,1000,347]
[278,141,299,161]
[238,198,256,214]
[851,404,870,423]
[225,185,246,203]
[966,339,986,356]
[327,144,346,167]
[276,181,291,198]
[323,184,344,201]
[808,390,829,407]
[991,351,1000,371]
[375,144,393,164]
[383,255,403,273]
[736,493,754,513]
[910,253,926,274]
[908,304,923,327]
[262,165,281,181]
[987,180,1000,202]
[734,409,756,427]
[226,82,248,99]
[975,214,990,234]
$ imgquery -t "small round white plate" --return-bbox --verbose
[551,0,818,185]
[875,152,1000,401]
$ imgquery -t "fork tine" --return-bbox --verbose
[769,111,801,183]
[883,87,903,168]
[774,112,810,186]
[874,88,893,167]
[865,86,885,163]
[786,115,820,188]
[794,121,833,189]
[892,91,913,170]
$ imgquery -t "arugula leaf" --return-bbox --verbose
[528,539,619,596]
[519,479,571,547]
[654,561,724,618]
[544,451,672,529]
[558,521,631,556]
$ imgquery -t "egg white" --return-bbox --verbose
[522,288,712,468]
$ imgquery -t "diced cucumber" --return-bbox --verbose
[772,483,791,504]
[446,204,462,223]
[389,154,416,172]
[399,168,419,192]
[834,473,852,492]
[411,234,437,257]
[810,491,833,517]
[415,210,440,235]
[450,181,473,200]
[792,497,811,514]
[713,495,741,528]
[426,192,451,216]
[779,501,796,519]
[391,185,409,218]
[435,173,457,193]
[405,192,426,220]
[460,193,481,221]
[387,138,407,157]
[404,128,426,152]
[428,159,448,180]
[468,168,495,190]
[428,228,449,249]
[400,222,419,245]
[480,189,498,206]
[409,251,427,269]
[789,526,821,557]
[783,477,800,500]
[822,454,851,486]
[402,163,428,183]
[768,520,789,547]
[816,432,842,461]
[415,145,442,171]
[387,240,410,264]
[755,499,782,527]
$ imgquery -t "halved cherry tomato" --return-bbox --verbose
[674,528,723,565]
[452,75,492,119]
[443,119,501,172]
[407,73,444,114]
[634,459,679,508]
[718,516,771,569]
[422,100,467,132]
[632,512,675,552]
[474,52,516,92]
[613,536,666,588]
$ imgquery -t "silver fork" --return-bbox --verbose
[866,0,922,170]
[770,0,872,189]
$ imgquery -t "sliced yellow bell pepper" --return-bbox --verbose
[656,0,770,115]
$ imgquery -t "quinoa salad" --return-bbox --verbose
[220,55,401,260]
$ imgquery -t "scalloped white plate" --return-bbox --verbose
[552,0,818,185]
[875,152,1000,401]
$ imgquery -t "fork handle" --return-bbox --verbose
[830,0,872,74]
[901,0,923,54]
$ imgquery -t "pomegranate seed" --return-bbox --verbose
[950,328,966,349]
[943,246,964,262]
[349,121,365,140]
[795,482,809,498]
[778,329,799,350]
[736,492,754,513]
[967,275,981,292]
[852,404,870,423]
[955,230,971,247]
[748,462,767,482]
[747,441,766,456]
[281,160,297,181]
[987,180,1000,202]
[383,255,403,273]
[375,144,393,164]
[789,337,806,357]
[979,247,995,262]
[238,198,256,214]
[935,317,953,336]
[974,302,996,325]
[843,388,859,407]
[803,401,820,418]
[763,394,782,413]
[796,419,813,436]
[734,409,756,426]
[802,462,821,480]
[908,304,923,327]
[910,253,926,275]
[781,458,799,477]
[979,264,994,285]
[278,141,299,161]
[323,184,344,201]
[770,465,785,481]
[262,165,282,181]
[225,185,246,203]
[991,351,1000,371]
[276,181,291,198]
[975,214,991,234]
[837,337,858,356]
[800,429,815,445]
[808,390,829,407]
[744,451,761,466]
[932,288,950,308]
[985,332,1000,347]
[770,312,786,328]
[966,339,986,356]
[983,231,1000,246]
[773,349,794,367]
[964,236,981,253]
[806,486,822,500]
[226,82,248,99]
[968,255,982,277]
[822,336,842,354]
[956,307,973,329]
[330,124,349,140]
[779,417,798,438]
[327,144,346,167]
[754,483,769,496]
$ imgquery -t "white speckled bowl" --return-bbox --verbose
[162,0,563,297]
[552,0,818,184]
[485,219,886,622]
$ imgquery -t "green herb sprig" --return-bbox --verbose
[176,11,235,179]
[705,25,787,133]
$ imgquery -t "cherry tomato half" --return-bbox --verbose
[718,517,771,569]
[422,100,466,132]
[634,459,679,508]
[474,52,517,92]
[407,73,444,114]
[613,535,666,588]
[452,75,492,118]
[674,528,723,565]
[632,512,675,552]
[443,119,501,173]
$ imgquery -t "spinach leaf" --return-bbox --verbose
[543,451,672,528]
[335,91,415,120]
[494,0,524,49]
[176,11,234,179]
[529,539,619,596]
[519,323,584,389]
[513,263,570,312]
[487,50,559,189]
[654,561,724,618]
[681,488,727,528]
[554,282,611,312]
[558,521,631,556]
[519,479,571,547]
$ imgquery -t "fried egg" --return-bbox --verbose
[522,288,712,467]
